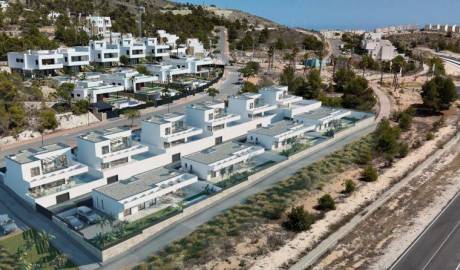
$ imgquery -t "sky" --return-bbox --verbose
[173,0,460,30]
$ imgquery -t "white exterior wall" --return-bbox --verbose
[8,51,64,71]
[59,47,91,67]
[89,41,120,64]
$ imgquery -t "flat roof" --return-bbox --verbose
[79,127,130,143]
[296,107,350,121]
[143,112,184,125]
[187,100,223,111]
[95,168,192,201]
[183,142,256,165]
[249,120,305,137]
[6,143,70,164]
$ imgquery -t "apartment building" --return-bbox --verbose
[92,168,197,220]
[181,141,265,182]
[89,40,120,66]
[58,47,91,72]
[294,107,352,131]
[101,69,158,92]
[3,143,105,208]
[7,50,64,77]
[118,37,146,64]
[72,80,125,103]
[247,120,315,150]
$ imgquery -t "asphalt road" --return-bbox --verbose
[391,191,460,270]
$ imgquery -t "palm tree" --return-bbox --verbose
[37,230,55,251]
[52,254,68,269]
[124,109,140,128]
[206,87,219,101]
[0,246,15,270]
[267,45,275,71]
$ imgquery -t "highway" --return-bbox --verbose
[391,191,460,270]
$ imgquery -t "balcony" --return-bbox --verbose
[163,127,203,143]
[28,163,89,188]
[249,104,277,115]
[101,143,149,163]
[207,113,241,127]
[277,95,302,106]
[28,172,100,198]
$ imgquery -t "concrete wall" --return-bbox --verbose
[52,116,375,262]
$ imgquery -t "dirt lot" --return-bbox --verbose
[314,125,460,270]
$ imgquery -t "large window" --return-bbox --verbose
[110,137,130,152]
[110,157,128,167]
[41,59,56,65]
[41,154,68,174]
[123,208,131,217]
[30,167,40,177]
[102,145,110,155]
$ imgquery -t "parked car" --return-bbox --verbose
[76,206,100,224]
[0,214,17,235]
[64,215,84,230]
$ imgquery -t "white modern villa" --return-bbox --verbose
[181,142,265,182]
[72,80,125,103]
[247,120,315,151]
[7,50,64,77]
[92,168,198,220]
[3,143,104,208]
[101,69,158,92]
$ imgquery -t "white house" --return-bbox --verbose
[76,127,155,182]
[247,120,315,150]
[92,168,197,220]
[3,143,105,208]
[7,50,64,77]
[186,38,206,56]
[58,47,91,72]
[360,32,397,61]
[186,101,241,134]
[143,37,171,59]
[118,37,146,64]
[227,92,277,121]
[89,40,120,66]
[157,30,179,48]
[141,113,203,151]
[146,57,214,82]
[72,80,125,103]
[85,16,112,37]
[181,141,265,182]
[294,107,352,131]
[101,69,158,92]
[259,85,303,106]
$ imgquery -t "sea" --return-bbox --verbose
[173,0,460,31]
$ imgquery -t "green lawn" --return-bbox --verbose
[0,229,76,270]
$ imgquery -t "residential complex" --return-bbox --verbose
[7,30,208,78]
[1,85,366,222]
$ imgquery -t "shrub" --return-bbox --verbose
[398,112,412,131]
[71,100,89,115]
[398,142,409,158]
[316,194,336,211]
[343,179,356,193]
[426,132,435,141]
[362,164,378,182]
[283,206,316,232]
